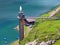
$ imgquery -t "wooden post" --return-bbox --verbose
[18,6,25,41]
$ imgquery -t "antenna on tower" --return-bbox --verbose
[20,6,22,12]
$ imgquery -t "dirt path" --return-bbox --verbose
[49,6,60,18]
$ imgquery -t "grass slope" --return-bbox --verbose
[20,6,60,45]
[53,40,60,45]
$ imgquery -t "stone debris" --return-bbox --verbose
[39,41,48,45]
[46,40,52,44]
[52,40,55,44]
[25,40,56,45]
[25,40,37,45]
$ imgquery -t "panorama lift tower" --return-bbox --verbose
[18,6,35,41]
[18,6,25,41]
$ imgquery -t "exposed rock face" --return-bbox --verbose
[52,40,55,44]
[25,41,48,45]
[25,40,56,45]
[39,41,48,45]
[25,42,33,45]
[25,40,37,45]
[46,40,52,44]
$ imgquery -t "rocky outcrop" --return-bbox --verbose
[39,41,48,45]
[25,40,37,45]
[25,40,56,45]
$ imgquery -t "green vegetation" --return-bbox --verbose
[24,26,30,37]
[20,6,60,45]
[53,40,60,45]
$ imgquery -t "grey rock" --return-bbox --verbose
[39,41,48,45]
[52,40,55,44]
[46,40,52,44]
[25,40,37,45]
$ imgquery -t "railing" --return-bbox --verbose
[25,17,60,20]
[17,16,60,20]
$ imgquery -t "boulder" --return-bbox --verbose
[52,40,55,44]
[46,40,52,44]
[25,40,37,45]
[39,41,48,45]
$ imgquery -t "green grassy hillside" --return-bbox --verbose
[20,6,60,45]
[53,40,60,45]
